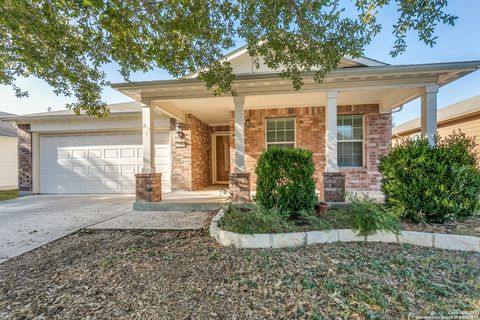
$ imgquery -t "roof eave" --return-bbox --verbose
[0,111,143,124]
[112,60,480,90]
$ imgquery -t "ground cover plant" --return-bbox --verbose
[0,189,18,201]
[1,229,479,319]
[333,194,400,236]
[221,203,332,234]
[221,194,402,236]
[379,131,480,223]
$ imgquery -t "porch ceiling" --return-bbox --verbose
[151,88,417,125]
[113,60,480,126]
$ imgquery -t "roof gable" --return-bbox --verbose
[184,45,387,79]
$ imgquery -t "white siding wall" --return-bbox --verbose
[0,136,18,190]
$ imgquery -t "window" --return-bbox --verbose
[266,117,295,148]
[337,115,364,167]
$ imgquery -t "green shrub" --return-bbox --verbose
[379,131,480,223]
[221,204,293,234]
[255,147,317,219]
[335,195,400,236]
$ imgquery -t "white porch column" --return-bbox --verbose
[233,95,245,173]
[325,90,338,172]
[141,99,156,173]
[421,84,439,146]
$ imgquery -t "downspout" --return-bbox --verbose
[391,105,404,114]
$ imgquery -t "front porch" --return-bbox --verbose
[110,62,478,206]
[133,185,229,211]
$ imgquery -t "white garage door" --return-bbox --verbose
[40,132,171,194]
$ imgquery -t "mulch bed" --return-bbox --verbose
[1,229,479,319]
[398,215,480,237]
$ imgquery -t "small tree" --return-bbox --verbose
[255,147,317,219]
[379,131,480,223]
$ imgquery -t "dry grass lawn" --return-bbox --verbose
[0,229,479,319]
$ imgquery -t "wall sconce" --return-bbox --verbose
[246,119,254,128]
[175,123,185,139]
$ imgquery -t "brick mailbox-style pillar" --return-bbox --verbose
[323,172,345,203]
[135,173,162,202]
[229,173,251,203]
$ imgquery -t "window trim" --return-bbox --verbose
[264,116,296,149]
[337,114,365,168]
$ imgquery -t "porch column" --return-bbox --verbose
[325,90,338,172]
[324,90,345,203]
[233,95,246,173]
[136,99,162,202]
[230,95,251,202]
[421,84,439,146]
[141,99,156,173]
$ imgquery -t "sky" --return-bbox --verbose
[1,1,479,126]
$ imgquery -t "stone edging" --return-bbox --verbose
[209,209,480,252]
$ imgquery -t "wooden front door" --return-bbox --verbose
[215,135,230,183]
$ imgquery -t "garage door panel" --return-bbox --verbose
[40,132,171,194]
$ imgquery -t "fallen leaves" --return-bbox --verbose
[0,229,479,319]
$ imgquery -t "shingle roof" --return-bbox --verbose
[0,101,142,123]
[0,111,17,137]
[393,95,480,135]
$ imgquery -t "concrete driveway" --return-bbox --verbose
[0,195,133,263]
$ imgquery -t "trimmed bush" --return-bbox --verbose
[255,147,317,219]
[379,131,480,223]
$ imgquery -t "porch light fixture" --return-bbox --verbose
[175,123,185,139]
[246,119,254,128]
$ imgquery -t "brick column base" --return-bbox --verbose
[323,172,345,202]
[229,173,251,203]
[135,173,162,202]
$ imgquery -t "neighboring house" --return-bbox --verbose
[0,111,18,190]
[1,46,479,203]
[393,95,480,159]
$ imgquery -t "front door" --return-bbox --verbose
[214,134,230,184]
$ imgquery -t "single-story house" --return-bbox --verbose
[0,111,18,190]
[393,96,480,163]
[1,46,480,203]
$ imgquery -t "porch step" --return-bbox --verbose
[133,201,227,211]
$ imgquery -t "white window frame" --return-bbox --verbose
[337,114,365,168]
[265,117,296,149]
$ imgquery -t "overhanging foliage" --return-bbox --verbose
[0,0,456,116]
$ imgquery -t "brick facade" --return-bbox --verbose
[229,104,391,198]
[229,172,251,202]
[324,172,346,202]
[17,124,32,192]
[338,105,392,192]
[135,173,162,202]
[230,107,327,192]
[170,115,213,191]
[190,115,212,189]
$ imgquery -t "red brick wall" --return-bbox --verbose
[17,124,32,192]
[211,125,229,132]
[190,115,212,190]
[170,115,212,191]
[338,105,392,192]
[229,104,391,194]
[170,118,192,190]
[230,107,327,192]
